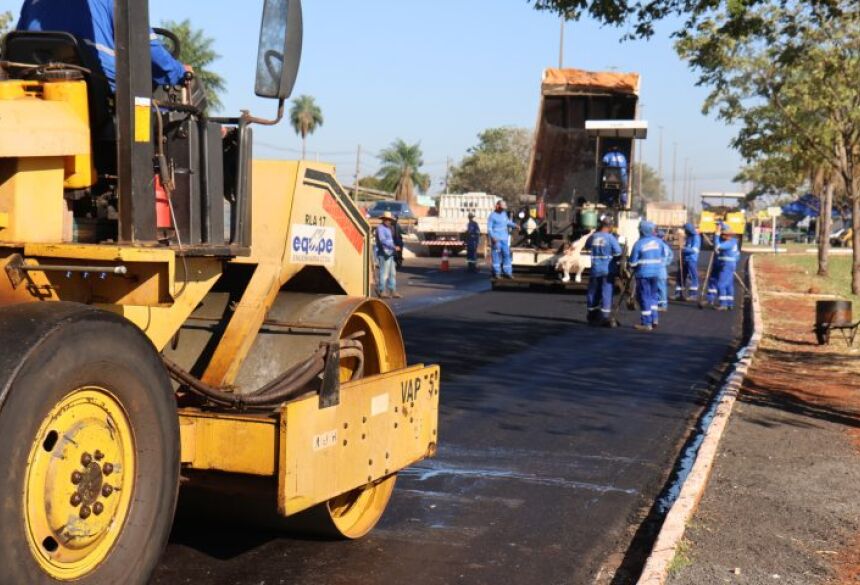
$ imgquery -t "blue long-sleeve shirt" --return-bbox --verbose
[585,231,622,277]
[602,151,628,169]
[376,223,396,256]
[683,233,702,261]
[716,238,740,266]
[487,210,517,241]
[466,220,480,244]
[630,235,668,278]
[658,240,674,278]
[18,0,186,90]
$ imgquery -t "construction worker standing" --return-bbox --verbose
[656,230,674,311]
[676,223,701,300]
[629,221,668,331]
[585,218,622,326]
[705,222,729,305]
[465,212,480,273]
[714,229,740,310]
[487,200,518,279]
[375,212,401,299]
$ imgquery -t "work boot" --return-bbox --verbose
[502,273,513,279]
[714,305,728,312]
[391,292,402,299]
[379,291,391,299]
[634,324,653,332]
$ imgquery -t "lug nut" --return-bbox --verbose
[94,450,104,461]
[93,502,104,516]
[70,493,82,507]
[71,471,83,485]
[102,463,114,476]
[79,506,91,520]
[102,485,113,498]
[81,453,92,466]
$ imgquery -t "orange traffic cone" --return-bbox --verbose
[440,248,450,272]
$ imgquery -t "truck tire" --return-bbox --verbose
[0,302,179,585]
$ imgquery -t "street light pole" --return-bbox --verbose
[559,15,565,68]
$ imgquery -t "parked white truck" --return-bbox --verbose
[417,192,501,256]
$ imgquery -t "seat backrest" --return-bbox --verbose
[2,31,114,140]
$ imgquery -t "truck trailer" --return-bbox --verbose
[499,69,646,289]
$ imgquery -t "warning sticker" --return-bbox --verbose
[313,430,338,452]
[290,225,336,266]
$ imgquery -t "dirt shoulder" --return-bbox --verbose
[668,253,860,585]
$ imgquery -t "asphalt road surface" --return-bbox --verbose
[152,257,743,585]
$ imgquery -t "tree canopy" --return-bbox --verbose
[0,11,12,38]
[450,127,532,206]
[631,162,666,214]
[160,19,226,113]
[289,95,324,160]
[676,0,860,289]
[376,140,430,207]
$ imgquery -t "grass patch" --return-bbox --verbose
[760,252,860,303]
[668,539,694,576]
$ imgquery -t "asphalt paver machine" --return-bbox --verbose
[0,2,439,583]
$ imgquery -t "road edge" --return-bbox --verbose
[636,256,763,585]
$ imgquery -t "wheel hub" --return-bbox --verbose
[24,388,135,580]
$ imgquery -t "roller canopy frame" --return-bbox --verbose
[585,120,649,139]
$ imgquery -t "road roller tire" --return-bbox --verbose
[0,302,179,585]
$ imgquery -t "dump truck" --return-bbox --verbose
[699,192,747,247]
[498,68,646,289]
[0,2,439,583]
[646,202,688,245]
[416,192,500,256]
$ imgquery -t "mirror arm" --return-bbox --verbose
[240,98,285,127]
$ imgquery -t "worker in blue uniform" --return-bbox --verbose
[656,230,674,311]
[17,0,188,90]
[676,223,701,300]
[601,145,629,207]
[629,221,668,331]
[705,222,729,305]
[465,212,480,273]
[714,228,740,310]
[584,218,623,326]
[487,200,518,279]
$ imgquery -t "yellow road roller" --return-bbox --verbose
[0,1,439,583]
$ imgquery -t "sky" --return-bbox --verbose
[1,0,747,207]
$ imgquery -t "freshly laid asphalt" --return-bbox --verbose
[152,257,743,585]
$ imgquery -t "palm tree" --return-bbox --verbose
[160,19,226,112]
[376,140,430,207]
[289,95,324,160]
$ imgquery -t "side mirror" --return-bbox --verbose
[255,0,303,99]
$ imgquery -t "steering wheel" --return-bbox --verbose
[152,27,181,59]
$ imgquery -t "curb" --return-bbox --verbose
[637,256,764,585]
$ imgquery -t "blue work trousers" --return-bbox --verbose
[656,276,668,309]
[466,239,479,269]
[676,257,699,299]
[587,275,614,321]
[706,271,718,304]
[491,239,512,277]
[716,263,736,308]
[377,254,397,293]
[636,276,659,326]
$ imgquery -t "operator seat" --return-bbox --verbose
[2,31,115,145]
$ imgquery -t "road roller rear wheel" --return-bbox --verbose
[0,303,179,585]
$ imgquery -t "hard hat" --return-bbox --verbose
[639,220,656,236]
[381,211,394,220]
[684,222,696,235]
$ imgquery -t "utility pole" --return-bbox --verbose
[559,15,565,68]
[658,126,664,182]
[671,142,677,201]
[682,158,689,207]
[353,144,361,201]
[445,157,452,195]
[637,104,645,203]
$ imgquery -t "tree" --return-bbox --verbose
[677,1,860,291]
[449,127,532,206]
[376,140,430,208]
[289,95,323,160]
[528,0,843,40]
[630,162,667,214]
[160,19,226,113]
[0,12,12,39]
